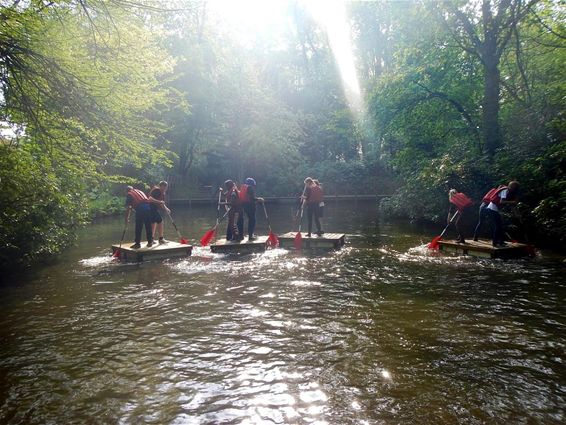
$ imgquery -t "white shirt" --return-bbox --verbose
[487,189,508,212]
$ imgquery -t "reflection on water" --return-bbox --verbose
[0,202,565,424]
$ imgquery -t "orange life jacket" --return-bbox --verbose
[307,185,323,203]
[128,189,150,209]
[449,192,473,211]
[482,186,507,206]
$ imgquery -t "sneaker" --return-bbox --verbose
[146,241,154,247]
[130,243,141,249]
[473,237,478,242]
[158,237,168,245]
[248,235,257,241]
[306,233,311,237]
[316,231,323,236]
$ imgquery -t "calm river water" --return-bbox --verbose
[1,201,564,424]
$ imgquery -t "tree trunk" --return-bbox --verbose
[482,59,501,157]
[481,1,502,158]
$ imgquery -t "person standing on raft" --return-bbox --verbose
[125,186,161,249]
[148,181,171,245]
[447,189,473,244]
[302,177,324,237]
[473,181,520,247]
[237,177,264,241]
[222,180,243,242]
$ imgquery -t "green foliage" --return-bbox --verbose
[1,0,564,275]
[0,145,88,270]
[369,0,566,248]
[158,2,393,199]
[0,1,175,271]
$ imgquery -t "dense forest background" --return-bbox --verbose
[1,0,564,271]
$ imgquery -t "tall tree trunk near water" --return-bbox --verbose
[483,60,501,157]
[442,0,537,158]
[482,7,502,158]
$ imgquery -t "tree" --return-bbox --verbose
[437,0,540,157]
[0,0,175,271]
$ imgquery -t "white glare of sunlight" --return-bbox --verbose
[306,0,362,112]
[207,0,288,45]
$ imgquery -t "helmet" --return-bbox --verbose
[244,177,256,186]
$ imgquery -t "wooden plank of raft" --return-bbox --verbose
[278,232,345,249]
[437,239,530,259]
[111,241,193,262]
[210,236,268,254]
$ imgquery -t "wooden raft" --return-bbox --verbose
[111,241,192,262]
[438,239,530,259]
[210,236,268,254]
[278,232,345,250]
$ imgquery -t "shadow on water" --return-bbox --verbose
[1,201,565,424]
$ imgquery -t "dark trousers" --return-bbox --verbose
[473,203,488,240]
[226,208,242,241]
[486,209,504,246]
[134,208,153,244]
[452,210,464,241]
[307,204,322,234]
[238,202,256,238]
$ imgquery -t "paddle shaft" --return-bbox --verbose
[209,208,231,233]
[113,210,131,257]
[438,210,459,238]
[216,189,222,224]
[119,210,131,248]
[166,210,183,240]
[262,203,273,233]
[297,185,307,233]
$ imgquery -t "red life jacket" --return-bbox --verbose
[449,192,473,211]
[128,189,150,208]
[239,184,251,203]
[482,186,507,206]
[307,185,323,203]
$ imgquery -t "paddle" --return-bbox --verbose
[504,231,519,244]
[294,186,307,249]
[166,210,188,244]
[505,231,536,256]
[200,190,224,246]
[112,209,131,258]
[262,203,279,248]
[200,208,231,246]
[428,210,459,250]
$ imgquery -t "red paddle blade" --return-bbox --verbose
[428,236,441,250]
[180,238,188,245]
[112,248,121,258]
[294,232,302,250]
[266,232,279,248]
[200,229,215,246]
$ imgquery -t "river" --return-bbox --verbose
[1,201,564,424]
